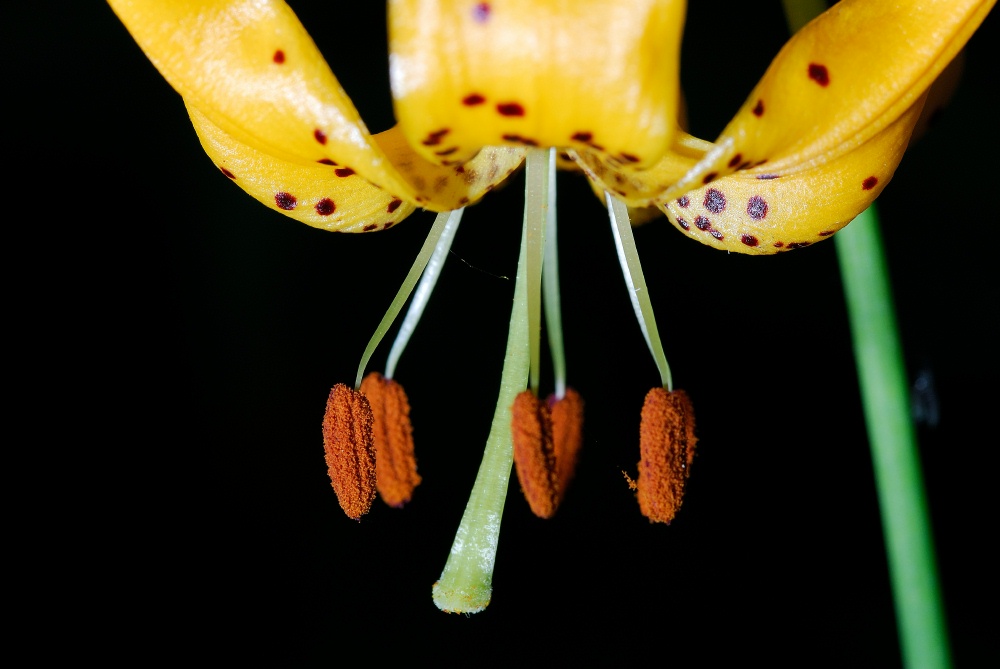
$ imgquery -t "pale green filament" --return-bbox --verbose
[524,148,550,395]
[384,209,463,379]
[354,209,463,388]
[432,212,533,614]
[541,148,567,399]
[606,193,672,391]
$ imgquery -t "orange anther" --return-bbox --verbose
[322,383,377,520]
[511,388,584,518]
[360,372,421,508]
[636,387,697,524]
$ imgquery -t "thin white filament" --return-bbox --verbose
[354,209,463,388]
[524,149,549,395]
[606,193,673,391]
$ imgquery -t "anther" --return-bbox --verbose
[360,372,421,508]
[636,387,697,524]
[511,388,583,518]
[322,383,377,520]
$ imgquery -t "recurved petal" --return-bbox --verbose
[664,0,995,194]
[108,0,525,215]
[188,103,417,232]
[657,95,925,254]
[389,0,684,170]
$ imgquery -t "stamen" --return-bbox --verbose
[511,390,557,517]
[606,193,673,390]
[432,191,537,614]
[511,388,584,518]
[359,372,420,508]
[322,384,377,520]
[355,209,463,388]
[637,387,697,524]
[550,388,584,497]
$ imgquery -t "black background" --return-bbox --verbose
[14,2,997,665]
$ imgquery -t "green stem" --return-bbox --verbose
[780,4,950,664]
[835,205,950,669]
[432,210,532,614]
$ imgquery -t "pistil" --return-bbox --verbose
[432,148,551,613]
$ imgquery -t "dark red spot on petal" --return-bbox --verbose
[736,161,752,171]
[818,230,836,236]
[752,99,764,117]
[497,102,525,117]
[677,217,690,230]
[756,173,779,180]
[314,129,328,145]
[678,195,690,208]
[773,241,784,248]
[463,93,486,106]
[315,198,335,216]
[728,154,743,168]
[741,235,759,247]
[220,167,236,179]
[747,195,768,220]
[421,128,451,146]
[808,63,830,87]
[787,241,812,249]
[363,224,378,232]
[335,168,355,177]
[275,192,297,210]
[435,147,459,156]
[458,197,470,205]
[702,172,718,184]
[317,158,337,166]
[473,2,490,22]
[703,188,726,214]
[694,216,711,231]
[454,165,465,174]
[501,134,538,146]
[387,199,402,213]
[862,176,878,190]
[273,50,285,64]
[571,131,593,142]
[710,229,724,240]
[619,152,640,163]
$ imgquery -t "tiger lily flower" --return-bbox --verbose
[108,0,994,614]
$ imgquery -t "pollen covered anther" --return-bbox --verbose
[322,383,377,520]
[511,388,583,519]
[636,387,697,524]
[360,372,421,508]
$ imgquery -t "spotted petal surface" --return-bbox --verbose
[107,0,525,230]
[649,0,995,253]
[389,0,684,170]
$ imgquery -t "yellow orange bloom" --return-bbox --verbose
[107,0,994,614]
